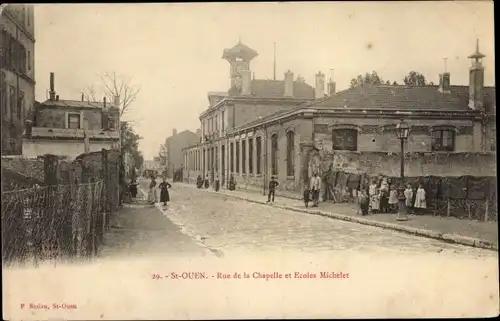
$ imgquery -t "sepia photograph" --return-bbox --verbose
[1,1,498,319]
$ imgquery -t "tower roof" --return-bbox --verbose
[222,41,259,61]
[468,39,486,59]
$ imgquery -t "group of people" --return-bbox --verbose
[147,176,172,207]
[357,177,427,216]
[196,173,238,192]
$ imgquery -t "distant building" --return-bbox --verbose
[1,4,36,155]
[22,73,121,159]
[164,128,200,179]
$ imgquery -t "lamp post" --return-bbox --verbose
[395,118,410,221]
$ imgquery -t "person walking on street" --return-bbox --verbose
[267,176,279,203]
[309,171,322,207]
[229,173,236,191]
[214,174,220,192]
[147,176,158,205]
[159,177,172,207]
[204,174,210,189]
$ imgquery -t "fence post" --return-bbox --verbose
[484,200,489,222]
[102,149,109,229]
[43,154,59,260]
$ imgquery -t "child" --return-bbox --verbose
[404,183,414,214]
[267,176,279,203]
[303,187,311,208]
[388,184,399,213]
[414,184,427,215]
[358,189,370,216]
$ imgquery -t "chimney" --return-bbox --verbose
[103,97,107,108]
[25,119,33,137]
[173,128,177,136]
[114,95,120,107]
[468,39,486,110]
[438,72,451,94]
[284,70,294,97]
[315,71,325,99]
[49,72,56,100]
[328,78,336,96]
[240,69,251,96]
[81,93,84,102]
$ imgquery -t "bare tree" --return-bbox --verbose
[82,71,141,116]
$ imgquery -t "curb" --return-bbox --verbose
[207,188,498,252]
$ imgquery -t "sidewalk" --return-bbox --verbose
[188,183,498,251]
[100,194,210,258]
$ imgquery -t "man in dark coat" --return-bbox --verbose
[204,174,210,188]
[267,176,279,203]
[229,173,236,191]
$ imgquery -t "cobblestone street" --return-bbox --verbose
[139,180,496,259]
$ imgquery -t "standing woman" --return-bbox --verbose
[148,176,157,205]
[159,177,172,207]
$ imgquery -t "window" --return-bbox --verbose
[248,138,253,174]
[9,85,16,120]
[256,137,262,174]
[230,142,234,173]
[271,134,278,175]
[215,147,218,172]
[67,113,81,129]
[431,129,455,152]
[242,140,246,174]
[491,126,496,152]
[221,110,225,132]
[236,141,240,173]
[221,145,225,179]
[17,91,24,120]
[203,149,206,172]
[1,72,6,117]
[27,50,31,70]
[18,44,27,74]
[286,131,295,176]
[332,129,358,151]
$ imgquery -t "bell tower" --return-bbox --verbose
[222,40,259,92]
[468,39,486,111]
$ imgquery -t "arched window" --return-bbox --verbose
[286,131,295,176]
[235,141,240,173]
[256,137,262,174]
[271,134,278,175]
[431,127,455,151]
[332,128,358,151]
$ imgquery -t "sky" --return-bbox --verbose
[33,2,495,160]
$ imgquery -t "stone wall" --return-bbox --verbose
[317,150,496,177]
[36,108,103,130]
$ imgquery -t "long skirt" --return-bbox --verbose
[147,188,157,203]
[160,190,170,202]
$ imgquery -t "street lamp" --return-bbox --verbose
[395,118,410,221]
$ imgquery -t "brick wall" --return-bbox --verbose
[313,117,482,153]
